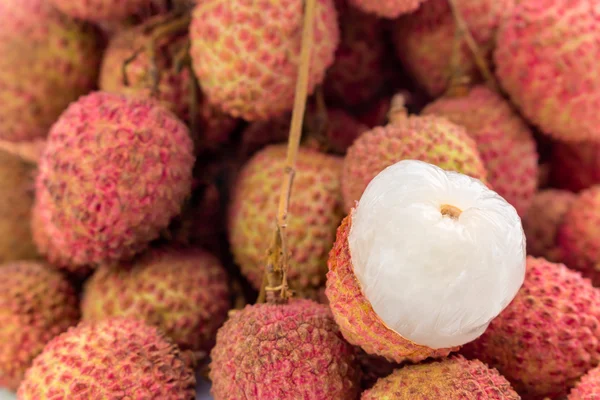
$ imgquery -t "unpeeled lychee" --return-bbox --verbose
[209,299,361,399]
[349,0,428,18]
[0,261,79,391]
[228,144,344,295]
[495,0,600,142]
[569,365,600,400]
[82,247,230,355]
[463,257,600,399]
[327,160,525,363]
[551,141,600,192]
[190,0,340,121]
[18,318,196,399]
[0,0,102,143]
[49,0,156,23]
[36,91,195,268]
[423,86,538,216]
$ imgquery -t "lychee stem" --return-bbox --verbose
[444,21,472,98]
[388,93,410,125]
[310,87,331,152]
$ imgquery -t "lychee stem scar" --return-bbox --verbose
[440,204,462,219]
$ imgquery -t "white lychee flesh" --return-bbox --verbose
[349,160,526,348]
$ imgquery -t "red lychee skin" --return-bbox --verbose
[569,365,600,399]
[49,0,156,23]
[18,318,197,399]
[36,91,195,267]
[523,189,577,263]
[462,257,600,399]
[349,0,428,18]
[495,0,600,143]
[551,141,600,192]
[99,18,239,151]
[326,214,460,363]
[209,299,362,400]
[0,261,79,391]
[189,0,340,121]
[0,0,102,143]
[394,0,514,97]
[557,186,600,286]
[423,86,539,216]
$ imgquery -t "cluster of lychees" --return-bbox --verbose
[1,0,600,399]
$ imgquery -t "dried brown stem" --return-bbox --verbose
[388,93,410,124]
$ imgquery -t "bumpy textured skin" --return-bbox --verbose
[50,0,155,23]
[462,257,600,399]
[423,86,538,216]
[190,0,340,121]
[551,142,600,192]
[0,0,102,142]
[229,145,344,293]
[0,151,38,263]
[36,92,195,267]
[495,0,600,142]
[557,186,600,286]
[0,261,79,391]
[82,247,230,353]
[342,115,487,212]
[100,18,238,151]
[523,190,576,263]
[326,214,459,363]
[18,318,196,399]
[209,299,361,400]
[394,0,513,97]
[361,356,520,400]
[569,365,600,399]
[349,0,428,18]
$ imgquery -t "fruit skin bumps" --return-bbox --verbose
[209,299,361,400]
[49,0,155,23]
[82,247,230,354]
[569,365,600,400]
[0,0,102,142]
[190,0,340,121]
[462,257,600,399]
[229,144,344,294]
[349,0,428,19]
[423,86,538,216]
[18,318,196,399]
[0,261,79,391]
[36,91,195,268]
[495,0,600,142]
[361,356,520,400]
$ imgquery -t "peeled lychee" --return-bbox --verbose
[393,0,513,97]
[557,186,600,286]
[327,160,525,363]
[551,141,600,192]
[49,0,156,23]
[495,0,600,142]
[462,257,600,399]
[423,86,538,216]
[569,365,600,400]
[523,189,576,262]
[82,247,230,355]
[349,0,428,19]
[209,299,361,399]
[36,91,195,268]
[0,0,102,143]
[190,0,340,121]
[229,144,343,295]
[0,261,79,391]
[18,317,196,399]
[361,356,519,399]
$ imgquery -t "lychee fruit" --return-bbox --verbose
[49,0,156,23]
[422,85,539,216]
[18,317,197,399]
[189,0,340,121]
[557,186,600,286]
[209,299,361,399]
[495,0,600,142]
[342,101,487,212]
[327,160,525,363]
[348,0,428,19]
[462,257,600,399]
[569,365,600,400]
[551,141,600,192]
[361,355,520,399]
[0,0,102,143]
[393,0,514,97]
[99,16,239,151]
[81,247,230,355]
[228,144,344,295]
[0,151,38,263]
[0,261,79,391]
[523,189,577,263]
[36,91,195,268]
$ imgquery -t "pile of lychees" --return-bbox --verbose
[1,0,600,399]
